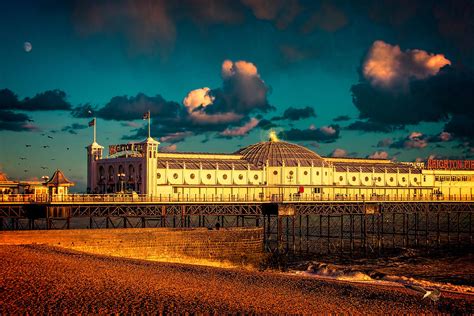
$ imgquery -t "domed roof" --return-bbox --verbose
[235,140,327,167]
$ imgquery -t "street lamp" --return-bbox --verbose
[117,173,126,192]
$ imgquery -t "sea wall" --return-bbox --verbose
[0,227,264,267]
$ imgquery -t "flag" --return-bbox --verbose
[88,118,95,127]
[142,111,150,120]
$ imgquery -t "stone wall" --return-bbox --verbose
[0,227,264,268]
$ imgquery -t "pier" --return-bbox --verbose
[1,194,473,256]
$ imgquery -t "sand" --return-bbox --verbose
[1,245,472,314]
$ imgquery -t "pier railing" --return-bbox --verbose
[1,193,473,204]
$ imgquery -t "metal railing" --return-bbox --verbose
[1,193,473,204]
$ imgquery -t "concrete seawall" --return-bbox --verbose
[0,227,264,268]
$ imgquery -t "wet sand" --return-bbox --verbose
[1,245,473,314]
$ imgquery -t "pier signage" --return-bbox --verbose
[427,159,474,170]
[109,143,145,156]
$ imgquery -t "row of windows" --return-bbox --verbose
[435,175,472,182]
[158,172,260,181]
[272,170,328,176]
[339,175,421,183]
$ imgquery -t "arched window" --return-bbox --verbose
[108,165,114,178]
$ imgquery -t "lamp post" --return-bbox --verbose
[117,173,125,192]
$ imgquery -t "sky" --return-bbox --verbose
[1,0,474,192]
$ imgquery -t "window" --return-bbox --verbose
[190,173,195,179]
[254,174,259,180]
[325,172,327,176]
[303,171,308,175]
[414,177,418,182]
[207,174,212,179]
[402,177,406,182]
[273,170,278,175]
[238,174,244,180]
[390,177,394,182]
[173,187,178,193]
[313,188,321,193]
[352,176,356,181]
[339,176,344,181]
[378,177,381,182]
[173,173,178,179]
[223,174,228,180]
[316,171,320,176]
[157,173,161,179]
[289,171,294,176]
[365,176,369,181]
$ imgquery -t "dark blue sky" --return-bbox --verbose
[1,0,473,191]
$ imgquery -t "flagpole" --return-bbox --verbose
[148,110,151,138]
[93,117,97,143]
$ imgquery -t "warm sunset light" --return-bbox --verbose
[1,1,473,314]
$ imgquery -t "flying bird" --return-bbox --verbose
[27,119,34,122]
[19,157,27,160]
[41,166,48,170]
[25,144,31,147]
[405,285,441,302]
[41,133,46,136]
[42,145,50,148]
[23,169,28,172]
[66,147,70,150]
[51,158,55,161]
[47,135,54,139]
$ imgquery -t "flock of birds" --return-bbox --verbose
[19,133,72,174]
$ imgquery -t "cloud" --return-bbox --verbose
[346,120,403,133]
[257,119,278,130]
[242,0,301,29]
[390,131,428,149]
[94,93,183,121]
[367,151,389,159]
[352,47,474,141]
[301,2,348,33]
[121,121,141,128]
[333,115,350,122]
[61,123,88,135]
[115,59,273,140]
[0,110,37,132]
[160,144,177,152]
[362,40,450,90]
[376,138,393,147]
[273,106,316,121]
[71,103,95,118]
[219,118,259,137]
[329,148,347,158]
[280,124,340,143]
[0,89,72,111]
[159,131,193,143]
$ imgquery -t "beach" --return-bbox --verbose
[1,244,472,314]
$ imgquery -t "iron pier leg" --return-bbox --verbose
[306,215,309,254]
[89,217,93,229]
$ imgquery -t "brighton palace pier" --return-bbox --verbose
[2,131,474,255]
[84,132,474,202]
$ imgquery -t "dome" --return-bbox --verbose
[235,140,327,167]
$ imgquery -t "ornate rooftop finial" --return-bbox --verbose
[268,130,279,142]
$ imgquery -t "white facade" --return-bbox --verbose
[87,137,474,200]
